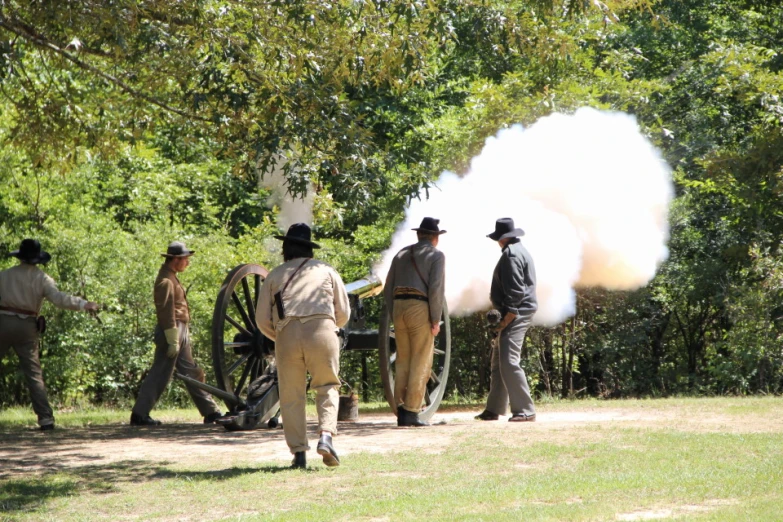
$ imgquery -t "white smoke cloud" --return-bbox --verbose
[376,108,673,326]
[259,153,314,232]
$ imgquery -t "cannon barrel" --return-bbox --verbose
[344,274,383,299]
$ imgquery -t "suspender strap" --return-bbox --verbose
[283,259,310,294]
[273,258,310,320]
[407,246,433,323]
[408,247,428,291]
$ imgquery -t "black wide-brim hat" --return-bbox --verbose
[412,217,446,235]
[274,223,321,249]
[10,238,51,265]
[160,241,196,258]
[487,218,525,241]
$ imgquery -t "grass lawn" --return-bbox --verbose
[1,397,782,521]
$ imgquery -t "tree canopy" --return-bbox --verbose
[1,0,783,407]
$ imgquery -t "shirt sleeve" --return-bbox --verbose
[331,268,351,328]
[42,274,87,311]
[256,276,276,341]
[383,256,397,313]
[428,252,446,324]
[154,279,177,330]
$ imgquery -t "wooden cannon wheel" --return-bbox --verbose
[211,263,279,428]
[378,302,452,422]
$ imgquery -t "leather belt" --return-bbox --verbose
[394,294,429,303]
[0,305,37,317]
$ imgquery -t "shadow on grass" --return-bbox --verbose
[153,464,315,481]
[0,459,160,513]
[0,417,409,478]
[0,476,77,513]
[0,459,310,514]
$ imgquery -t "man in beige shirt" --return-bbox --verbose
[256,223,350,469]
[384,217,446,427]
[0,239,99,430]
[130,242,222,426]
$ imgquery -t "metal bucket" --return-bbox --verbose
[337,392,359,422]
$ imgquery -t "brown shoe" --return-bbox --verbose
[508,413,536,422]
[475,410,499,421]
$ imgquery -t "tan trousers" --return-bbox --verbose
[276,317,340,454]
[0,315,54,426]
[392,299,434,413]
[132,322,220,418]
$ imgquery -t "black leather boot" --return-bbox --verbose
[291,451,306,469]
[316,434,340,467]
[397,406,406,427]
[130,412,162,426]
[398,408,429,427]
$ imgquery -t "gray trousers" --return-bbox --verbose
[485,314,536,417]
[0,315,54,426]
[132,322,220,418]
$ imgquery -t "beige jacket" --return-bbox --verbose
[154,264,190,329]
[0,263,87,317]
[256,258,350,341]
[384,239,446,325]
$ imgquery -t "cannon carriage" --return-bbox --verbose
[175,263,451,431]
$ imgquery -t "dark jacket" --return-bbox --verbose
[490,240,537,316]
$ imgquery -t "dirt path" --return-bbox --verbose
[4,406,766,479]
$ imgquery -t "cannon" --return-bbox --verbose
[175,263,451,430]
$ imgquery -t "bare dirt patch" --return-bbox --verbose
[0,406,778,479]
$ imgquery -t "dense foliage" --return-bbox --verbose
[1,0,782,411]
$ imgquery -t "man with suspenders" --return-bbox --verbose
[384,217,446,427]
[257,223,351,468]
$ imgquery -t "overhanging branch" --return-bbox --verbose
[0,17,210,122]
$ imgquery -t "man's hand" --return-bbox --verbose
[495,311,518,334]
[84,302,100,312]
[163,327,180,359]
[431,322,441,337]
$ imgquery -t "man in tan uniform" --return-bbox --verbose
[384,217,446,427]
[257,223,350,469]
[0,239,99,430]
[130,241,222,426]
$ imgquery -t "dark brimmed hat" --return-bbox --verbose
[161,241,196,258]
[412,217,446,235]
[274,223,321,249]
[487,218,525,241]
[10,239,51,265]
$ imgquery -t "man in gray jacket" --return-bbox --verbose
[0,239,99,430]
[477,218,538,422]
[384,217,446,427]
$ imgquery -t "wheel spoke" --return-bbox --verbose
[433,348,445,356]
[233,355,255,396]
[242,277,257,327]
[254,274,261,307]
[225,342,251,348]
[424,390,432,406]
[250,356,260,382]
[429,370,441,385]
[225,314,251,337]
[390,352,397,365]
[225,352,251,375]
[231,291,254,331]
